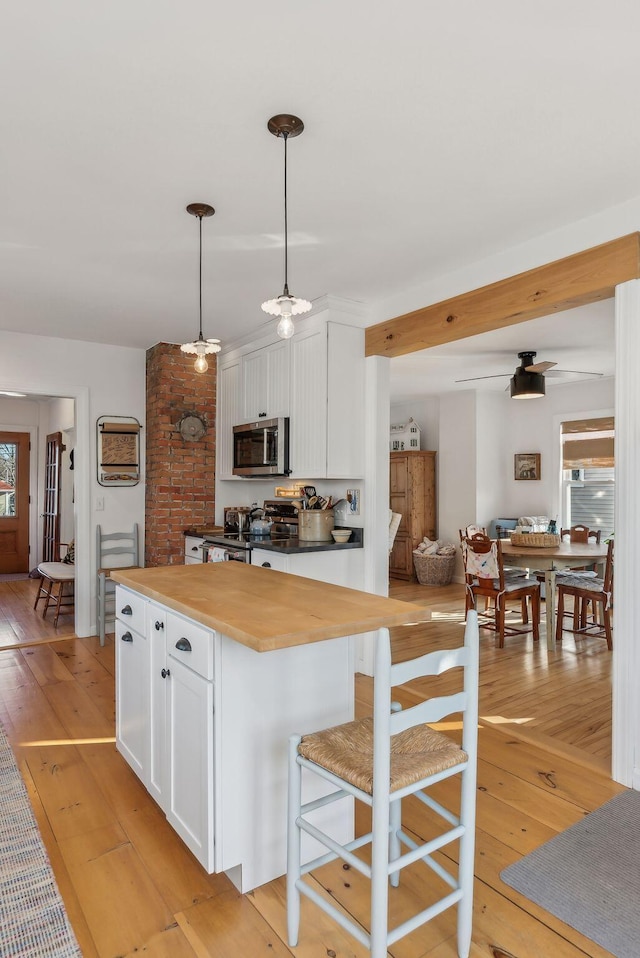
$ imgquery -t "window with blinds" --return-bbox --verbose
[561,416,614,537]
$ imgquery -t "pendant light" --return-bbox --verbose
[180,203,221,373]
[261,114,311,339]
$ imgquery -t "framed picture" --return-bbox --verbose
[97,415,141,486]
[514,453,541,481]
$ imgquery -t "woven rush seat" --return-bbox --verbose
[299,716,467,794]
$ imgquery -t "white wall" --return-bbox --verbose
[0,331,146,636]
[437,391,477,549]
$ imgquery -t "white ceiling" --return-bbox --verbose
[0,2,636,385]
[390,300,615,400]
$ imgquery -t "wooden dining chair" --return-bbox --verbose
[561,525,602,544]
[463,534,541,648]
[555,538,614,649]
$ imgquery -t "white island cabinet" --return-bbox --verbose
[112,564,427,893]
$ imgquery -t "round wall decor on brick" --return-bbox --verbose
[177,413,207,441]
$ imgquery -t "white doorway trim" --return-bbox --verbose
[0,382,90,637]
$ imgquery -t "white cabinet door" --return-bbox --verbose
[289,322,365,478]
[289,327,328,477]
[148,605,169,809]
[184,535,205,563]
[115,617,149,782]
[217,360,241,480]
[242,340,290,421]
[166,655,215,872]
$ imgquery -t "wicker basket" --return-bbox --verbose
[510,532,560,548]
[413,552,456,586]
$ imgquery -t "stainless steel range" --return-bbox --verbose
[203,500,299,562]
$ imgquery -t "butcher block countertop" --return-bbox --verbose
[111,563,428,653]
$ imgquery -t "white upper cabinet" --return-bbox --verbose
[290,322,365,479]
[217,359,241,480]
[241,340,290,422]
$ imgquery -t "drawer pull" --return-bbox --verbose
[154,620,164,631]
[191,545,199,551]
[261,561,271,568]
[121,604,133,616]
[175,637,192,652]
[121,631,133,643]
[161,668,171,679]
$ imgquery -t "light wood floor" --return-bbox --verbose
[0,576,620,958]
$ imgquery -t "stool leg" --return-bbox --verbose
[286,734,302,947]
[98,573,106,646]
[389,795,401,888]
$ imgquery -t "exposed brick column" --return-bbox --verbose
[145,343,217,566]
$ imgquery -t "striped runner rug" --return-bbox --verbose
[0,722,82,957]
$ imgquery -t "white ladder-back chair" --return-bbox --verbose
[287,611,480,958]
[96,524,140,645]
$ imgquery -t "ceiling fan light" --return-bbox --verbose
[510,369,546,399]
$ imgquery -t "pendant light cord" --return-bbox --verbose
[283,132,289,297]
[198,212,204,340]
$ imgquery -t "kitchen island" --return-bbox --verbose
[111,562,427,891]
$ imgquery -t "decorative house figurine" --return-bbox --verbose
[390,417,421,451]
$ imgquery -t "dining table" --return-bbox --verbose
[500,539,609,650]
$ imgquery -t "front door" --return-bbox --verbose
[0,432,30,574]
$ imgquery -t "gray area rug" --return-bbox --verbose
[0,721,82,957]
[501,789,640,958]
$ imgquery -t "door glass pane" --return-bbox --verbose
[0,442,17,517]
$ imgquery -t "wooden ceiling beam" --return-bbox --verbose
[365,232,640,358]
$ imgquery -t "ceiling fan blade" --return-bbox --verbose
[524,361,557,373]
[454,373,512,383]
[544,368,604,378]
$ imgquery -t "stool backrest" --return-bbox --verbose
[96,523,139,571]
[372,611,479,797]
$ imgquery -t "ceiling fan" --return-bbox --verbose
[455,351,604,399]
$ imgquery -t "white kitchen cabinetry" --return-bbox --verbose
[251,547,364,590]
[115,589,149,782]
[217,359,241,480]
[184,535,204,564]
[118,588,216,873]
[289,322,364,478]
[242,340,290,421]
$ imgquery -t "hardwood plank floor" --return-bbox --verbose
[0,576,620,957]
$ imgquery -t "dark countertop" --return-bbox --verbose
[204,526,363,555]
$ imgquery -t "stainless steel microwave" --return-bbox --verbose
[232,417,290,477]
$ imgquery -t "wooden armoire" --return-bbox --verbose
[389,450,437,579]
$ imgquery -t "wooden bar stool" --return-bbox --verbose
[287,612,480,958]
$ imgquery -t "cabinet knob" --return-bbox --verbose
[175,637,192,652]
[154,620,164,631]
[261,561,271,568]
[121,631,133,643]
[161,668,171,679]
[121,604,132,616]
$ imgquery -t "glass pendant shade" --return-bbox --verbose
[180,202,221,372]
[261,114,311,339]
